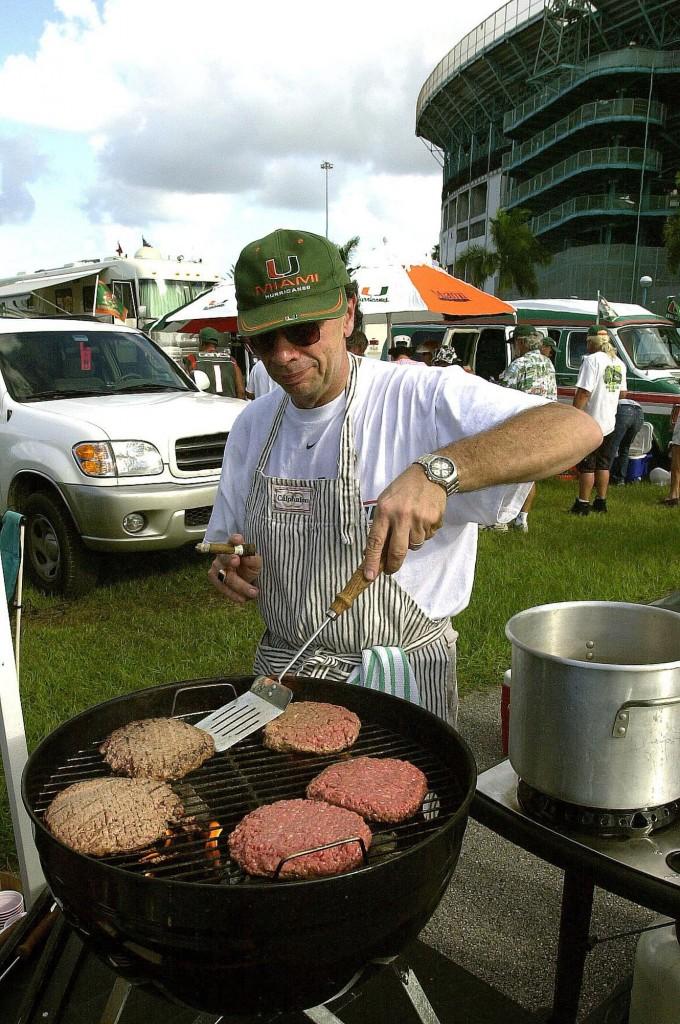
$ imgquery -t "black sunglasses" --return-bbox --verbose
[248,321,321,355]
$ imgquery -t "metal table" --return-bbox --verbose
[473,759,680,1024]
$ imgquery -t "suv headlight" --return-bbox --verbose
[73,441,163,477]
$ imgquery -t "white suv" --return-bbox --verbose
[0,316,246,596]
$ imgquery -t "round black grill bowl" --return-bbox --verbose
[23,675,476,1016]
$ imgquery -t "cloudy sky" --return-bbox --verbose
[0,0,503,278]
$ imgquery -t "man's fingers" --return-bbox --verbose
[362,528,388,580]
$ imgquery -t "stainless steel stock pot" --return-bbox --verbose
[506,602,680,809]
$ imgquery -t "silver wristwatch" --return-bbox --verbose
[414,454,460,497]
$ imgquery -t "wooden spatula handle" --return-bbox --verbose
[329,555,386,616]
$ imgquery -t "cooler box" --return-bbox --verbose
[626,454,652,482]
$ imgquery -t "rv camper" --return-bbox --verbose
[0,242,223,329]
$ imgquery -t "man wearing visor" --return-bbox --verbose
[205,229,600,723]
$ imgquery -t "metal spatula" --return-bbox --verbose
[195,678,293,752]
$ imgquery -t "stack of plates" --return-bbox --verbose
[0,890,24,931]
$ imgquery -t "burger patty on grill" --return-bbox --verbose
[44,777,184,857]
[228,798,372,879]
[306,756,429,823]
[262,702,360,754]
[100,717,215,780]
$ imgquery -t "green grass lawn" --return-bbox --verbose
[1,477,677,871]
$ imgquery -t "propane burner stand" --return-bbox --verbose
[473,759,680,1024]
[516,778,680,838]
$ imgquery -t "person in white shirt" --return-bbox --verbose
[570,327,627,515]
[205,228,601,723]
[245,357,280,400]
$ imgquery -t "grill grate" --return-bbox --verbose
[33,715,462,886]
[175,432,229,472]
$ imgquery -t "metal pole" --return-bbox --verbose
[630,67,654,302]
[320,161,333,238]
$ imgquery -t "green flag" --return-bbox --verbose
[95,282,127,321]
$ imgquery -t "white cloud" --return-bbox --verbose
[0,0,503,274]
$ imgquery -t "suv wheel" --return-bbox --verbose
[24,492,99,598]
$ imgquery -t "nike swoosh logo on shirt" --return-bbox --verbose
[306,442,317,449]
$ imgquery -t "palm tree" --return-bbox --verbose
[337,236,361,275]
[455,245,497,289]
[664,172,680,274]
[454,208,551,297]
[336,235,363,336]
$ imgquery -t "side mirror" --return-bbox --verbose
[192,369,211,392]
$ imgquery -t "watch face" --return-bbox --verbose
[429,456,454,480]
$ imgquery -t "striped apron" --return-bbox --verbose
[244,356,458,723]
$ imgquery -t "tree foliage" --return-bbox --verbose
[337,236,361,274]
[454,208,551,296]
[664,172,680,275]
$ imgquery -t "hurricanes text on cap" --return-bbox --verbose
[234,229,350,337]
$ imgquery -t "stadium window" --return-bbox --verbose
[469,220,486,239]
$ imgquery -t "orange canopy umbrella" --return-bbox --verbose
[356,263,514,319]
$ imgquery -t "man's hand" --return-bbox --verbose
[362,464,446,580]
[208,532,262,604]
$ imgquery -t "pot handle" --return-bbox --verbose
[612,695,680,738]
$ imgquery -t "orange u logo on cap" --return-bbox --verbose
[266,256,300,280]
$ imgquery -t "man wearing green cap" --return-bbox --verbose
[497,324,557,532]
[204,229,600,722]
[185,326,245,399]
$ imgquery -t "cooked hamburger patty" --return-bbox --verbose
[307,756,428,823]
[228,798,372,879]
[45,777,184,857]
[100,717,214,780]
[262,702,360,754]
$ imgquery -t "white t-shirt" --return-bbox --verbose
[247,358,280,398]
[206,360,546,619]
[576,351,627,436]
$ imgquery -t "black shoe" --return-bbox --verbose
[592,497,608,513]
[569,500,590,516]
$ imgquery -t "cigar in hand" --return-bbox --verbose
[195,541,258,556]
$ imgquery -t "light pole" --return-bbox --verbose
[320,161,333,238]
[640,275,653,308]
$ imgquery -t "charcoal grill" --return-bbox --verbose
[22,675,476,1017]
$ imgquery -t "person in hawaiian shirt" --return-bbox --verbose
[498,325,557,531]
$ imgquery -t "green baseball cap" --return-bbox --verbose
[234,228,350,336]
[199,327,221,344]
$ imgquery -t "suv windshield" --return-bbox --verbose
[0,329,191,401]
[617,325,680,371]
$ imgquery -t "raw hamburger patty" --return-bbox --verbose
[228,798,372,879]
[100,717,214,780]
[307,756,429,823]
[45,777,184,857]
[262,702,360,754]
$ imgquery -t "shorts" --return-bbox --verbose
[578,431,616,472]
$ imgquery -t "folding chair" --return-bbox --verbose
[2,510,25,674]
[0,510,45,905]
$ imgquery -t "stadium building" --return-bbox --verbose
[416,0,680,308]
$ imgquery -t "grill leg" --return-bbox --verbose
[99,976,133,1024]
[392,964,443,1024]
